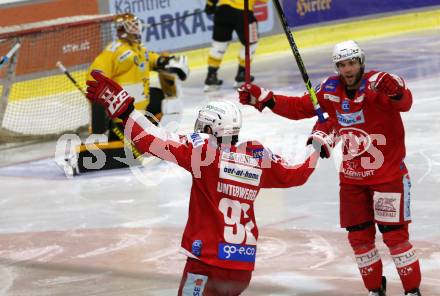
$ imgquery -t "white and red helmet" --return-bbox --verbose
[194,101,242,137]
[115,13,144,43]
[332,40,365,66]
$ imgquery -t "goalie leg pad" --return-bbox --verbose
[91,102,108,134]
[347,222,384,291]
[160,98,183,131]
[72,141,142,174]
[159,71,180,98]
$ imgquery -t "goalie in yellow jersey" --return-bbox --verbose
[61,13,189,176]
[88,13,189,137]
[203,0,267,91]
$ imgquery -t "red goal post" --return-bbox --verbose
[0,14,117,142]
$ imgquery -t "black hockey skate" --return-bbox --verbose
[368,276,387,296]
[405,288,421,296]
[204,66,223,92]
[233,65,254,88]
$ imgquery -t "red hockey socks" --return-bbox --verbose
[390,243,421,292]
[354,246,384,290]
[382,224,421,293]
[348,225,383,291]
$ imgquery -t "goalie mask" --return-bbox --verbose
[194,101,242,137]
[115,13,144,43]
[332,40,365,68]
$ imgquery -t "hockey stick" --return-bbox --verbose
[272,0,325,122]
[55,61,146,162]
[244,0,251,83]
[0,42,21,69]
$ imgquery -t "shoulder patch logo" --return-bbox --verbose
[118,50,132,62]
[324,79,340,92]
[188,133,205,148]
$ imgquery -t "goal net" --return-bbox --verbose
[0,14,116,142]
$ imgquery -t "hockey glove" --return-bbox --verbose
[373,72,405,100]
[164,55,189,81]
[86,70,134,120]
[156,55,174,70]
[306,119,336,159]
[238,83,274,112]
[204,0,217,15]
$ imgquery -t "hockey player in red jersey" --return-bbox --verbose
[238,40,422,296]
[85,70,333,295]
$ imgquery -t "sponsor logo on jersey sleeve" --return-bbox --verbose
[336,110,365,126]
[187,133,205,148]
[323,79,339,91]
[118,50,132,62]
[219,161,262,186]
[218,243,256,262]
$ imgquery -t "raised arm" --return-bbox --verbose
[85,70,192,171]
[259,118,336,188]
[371,71,412,112]
[260,149,319,188]
[238,83,318,120]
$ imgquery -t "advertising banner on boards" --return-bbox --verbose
[282,0,440,27]
[109,0,275,52]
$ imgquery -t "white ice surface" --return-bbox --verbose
[0,29,439,295]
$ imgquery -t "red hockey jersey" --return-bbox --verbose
[124,110,317,271]
[271,71,412,185]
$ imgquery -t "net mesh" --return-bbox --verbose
[0,15,116,142]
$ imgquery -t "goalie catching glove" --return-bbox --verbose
[307,119,336,159]
[86,70,134,120]
[157,55,189,81]
[238,83,274,112]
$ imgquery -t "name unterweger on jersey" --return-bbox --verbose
[217,182,258,201]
